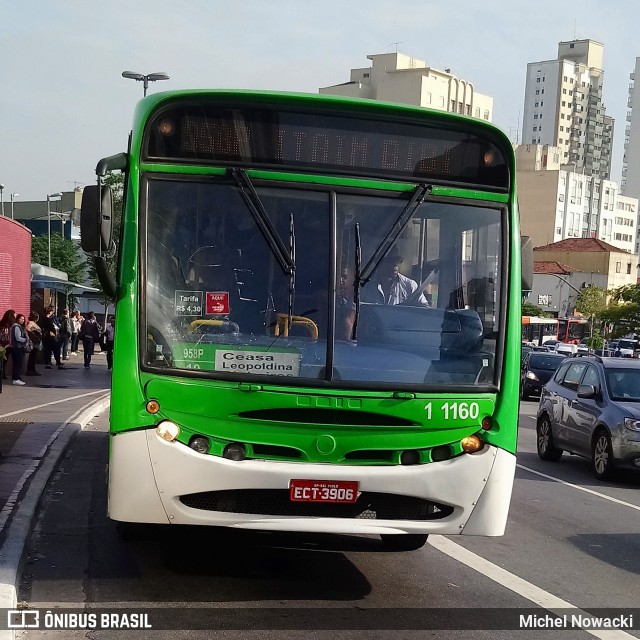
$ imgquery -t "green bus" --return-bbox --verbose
[81,90,523,551]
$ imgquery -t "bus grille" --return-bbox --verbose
[179,490,453,520]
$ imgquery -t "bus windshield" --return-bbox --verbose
[144,177,502,388]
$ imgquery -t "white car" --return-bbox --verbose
[555,342,578,357]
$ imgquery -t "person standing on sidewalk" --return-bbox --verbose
[0,309,16,380]
[80,311,101,369]
[104,316,115,370]
[59,309,73,361]
[70,310,82,355]
[26,312,43,376]
[10,313,29,386]
[41,307,65,370]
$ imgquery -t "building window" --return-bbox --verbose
[616,262,621,273]
[627,263,632,274]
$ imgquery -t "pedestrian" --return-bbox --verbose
[103,316,115,370]
[59,308,73,360]
[80,311,101,369]
[41,306,65,369]
[26,312,43,376]
[0,309,16,380]
[10,313,29,385]
[70,310,82,355]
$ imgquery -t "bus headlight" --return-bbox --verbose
[156,420,180,442]
[461,435,484,453]
[189,436,210,454]
[223,443,246,461]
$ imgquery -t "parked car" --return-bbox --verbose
[616,338,640,358]
[541,339,559,352]
[520,352,566,400]
[555,342,578,357]
[537,356,640,479]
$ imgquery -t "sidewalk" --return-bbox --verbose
[0,349,111,527]
[0,351,111,632]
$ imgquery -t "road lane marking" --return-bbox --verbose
[0,389,107,420]
[517,464,640,512]
[429,535,636,640]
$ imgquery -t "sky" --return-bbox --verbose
[2,0,640,202]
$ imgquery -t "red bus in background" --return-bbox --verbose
[557,317,589,344]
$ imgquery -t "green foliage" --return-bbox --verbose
[522,301,552,317]
[85,171,124,303]
[611,283,640,305]
[31,234,85,285]
[575,285,607,319]
[600,302,640,338]
[584,328,605,350]
[598,284,640,339]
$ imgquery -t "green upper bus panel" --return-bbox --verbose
[139,92,511,192]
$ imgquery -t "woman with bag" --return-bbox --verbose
[10,313,29,386]
[26,312,43,376]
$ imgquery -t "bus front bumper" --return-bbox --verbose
[108,429,516,537]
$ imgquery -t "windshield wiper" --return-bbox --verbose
[352,222,362,340]
[231,168,294,276]
[358,183,431,286]
[351,184,430,339]
[287,212,296,330]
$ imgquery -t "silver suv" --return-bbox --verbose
[536,356,640,479]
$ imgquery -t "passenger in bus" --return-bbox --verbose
[363,248,429,306]
[336,249,429,340]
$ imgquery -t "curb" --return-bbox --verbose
[0,393,110,637]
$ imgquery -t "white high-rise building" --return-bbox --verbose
[516,145,637,253]
[320,52,493,121]
[522,39,614,180]
[622,58,640,200]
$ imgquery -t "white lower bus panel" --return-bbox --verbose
[108,429,516,536]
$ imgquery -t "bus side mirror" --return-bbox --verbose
[81,185,113,254]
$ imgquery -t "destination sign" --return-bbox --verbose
[144,99,509,189]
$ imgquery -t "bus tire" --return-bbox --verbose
[536,415,563,461]
[380,534,428,551]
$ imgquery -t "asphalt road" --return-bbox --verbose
[13,399,640,640]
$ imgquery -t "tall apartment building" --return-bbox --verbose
[522,39,614,180]
[516,144,637,253]
[622,57,640,200]
[320,52,493,121]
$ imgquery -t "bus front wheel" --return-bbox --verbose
[380,533,428,551]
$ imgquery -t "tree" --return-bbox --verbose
[599,283,640,338]
[85,171,124,322]
[31,233,85,286]
[522,301,552,317]
[575,285,607,339]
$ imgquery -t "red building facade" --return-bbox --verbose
[0,217,32,316]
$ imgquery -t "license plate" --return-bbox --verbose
[289,479,359,503]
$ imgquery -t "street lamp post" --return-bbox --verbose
[0,184,4,216]
[10,193,18,219]
[122,71,170,96]
[47,192,62,268]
